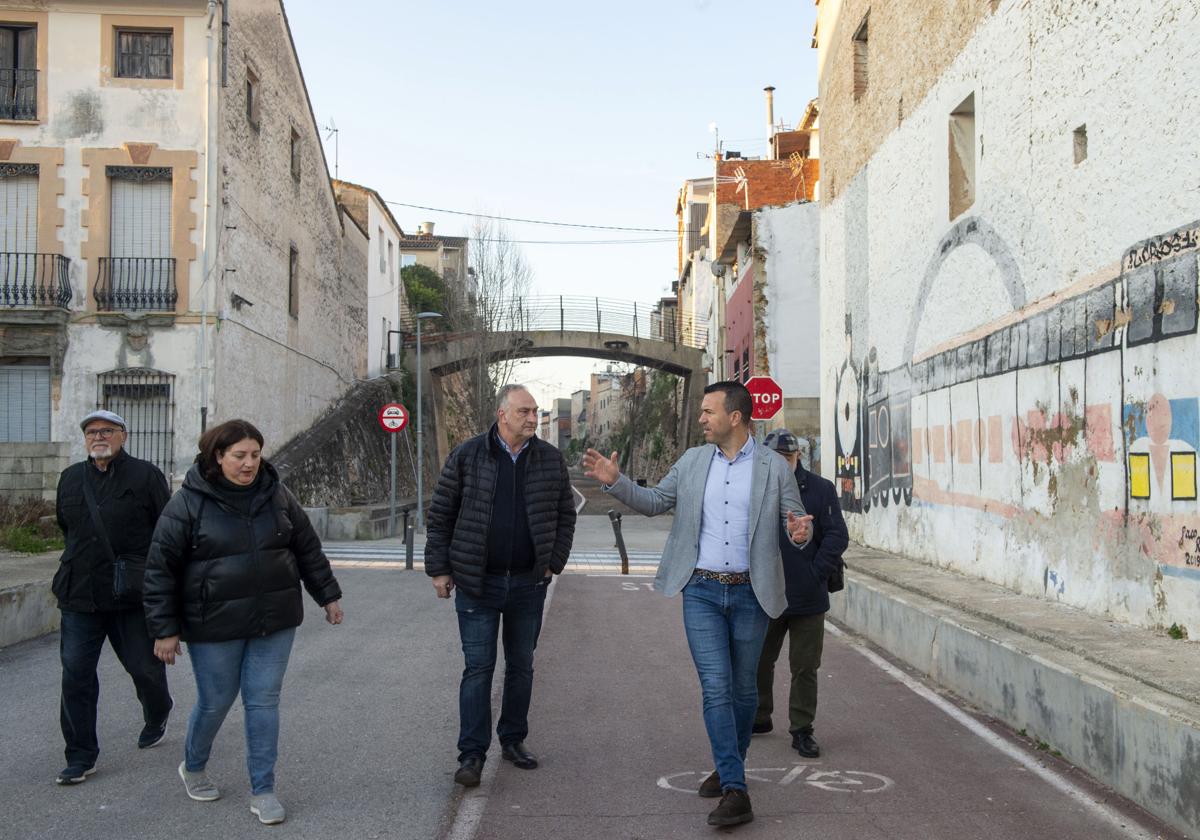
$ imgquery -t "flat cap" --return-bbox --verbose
[80,410,127,431]
[763,428,800,454]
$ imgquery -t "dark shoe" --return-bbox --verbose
[707,788,754,826]
[501,742,538,769]
[138,695,173,749]
[792,728,820,758]
[698,770,722,798]
[454,755,485,787]
[55,764,96,785]
[751,720,773,734]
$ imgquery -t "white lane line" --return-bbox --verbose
[825,623,1154,839]
[445,577,559,840]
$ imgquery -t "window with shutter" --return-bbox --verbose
[115,29,172,80]
[0,24,37,120]
[0,362,50,442]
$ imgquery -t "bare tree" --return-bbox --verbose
[440,218,534,437]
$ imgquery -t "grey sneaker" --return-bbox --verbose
[178,761,220,802]
[250,793,286,825]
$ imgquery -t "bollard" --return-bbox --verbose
[404,509,415,571]
[608,509,629,575]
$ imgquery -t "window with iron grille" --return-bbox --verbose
[288,244,299,317]
[97,368,175,479]
[0,24,36,121]
[115,29,173,80]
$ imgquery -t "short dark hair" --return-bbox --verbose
[195,419,264,481]
[703,381,753,426]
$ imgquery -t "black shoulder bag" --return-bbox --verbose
[80,476,146,603]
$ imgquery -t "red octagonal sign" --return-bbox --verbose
[745,376,784,421]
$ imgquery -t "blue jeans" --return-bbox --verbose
[455,573,549,762]
[59,608,172,767]
[681,574,769,792]
[184,627,295,795]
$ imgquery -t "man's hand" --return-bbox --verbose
[787,511,814,544]
[324,600,344,625]
[582,449,621,485]
[154,636,182,665]
[432,575,454,599]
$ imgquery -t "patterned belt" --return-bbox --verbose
[694,569,751,585]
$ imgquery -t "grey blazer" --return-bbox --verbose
[604,440,808,618]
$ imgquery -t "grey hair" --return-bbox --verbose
[496,384,531,411]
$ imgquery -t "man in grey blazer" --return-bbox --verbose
[583,381,811,828]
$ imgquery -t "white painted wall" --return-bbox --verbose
[820,0,1200,635]
[365,195,406,378]
[758,202,820,397]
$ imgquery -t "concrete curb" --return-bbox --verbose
[829,571,1200,838]
[0,580,59,649]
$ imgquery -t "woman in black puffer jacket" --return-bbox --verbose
[143,419,342,826]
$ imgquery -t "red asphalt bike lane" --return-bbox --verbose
[450,574,1183,840]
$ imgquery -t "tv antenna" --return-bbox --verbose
[323,118,339,179]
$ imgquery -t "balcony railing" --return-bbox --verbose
[94,257,177,312]
[0,68,38,121]
[0,252,71,307]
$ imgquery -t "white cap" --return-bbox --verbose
[80,410,127,431]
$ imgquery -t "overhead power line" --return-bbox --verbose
[383,200,675,233]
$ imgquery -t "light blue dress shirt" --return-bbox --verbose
[495,430,531,463]
[696,434,757,573]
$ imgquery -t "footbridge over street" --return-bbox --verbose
[402,296,709,466]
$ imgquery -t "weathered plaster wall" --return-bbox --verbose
[214,0,367,453]
[820,0,1200,636]
[758,202,820,398]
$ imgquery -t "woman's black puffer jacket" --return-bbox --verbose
[143,461,341,643]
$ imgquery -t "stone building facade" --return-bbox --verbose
[816,0,1200,634]
[0,0,366,492]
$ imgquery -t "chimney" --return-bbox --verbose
[764,86,776,151]
[418,221,435,236]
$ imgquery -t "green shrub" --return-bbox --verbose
[0,497,64,553]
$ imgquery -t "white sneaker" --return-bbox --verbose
[250,793,286,825]
[178,761,220,802]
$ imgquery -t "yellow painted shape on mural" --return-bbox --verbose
[1129,453,1151,499]
[1171,452,1197,500]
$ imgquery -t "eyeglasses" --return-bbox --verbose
[84,428,121,439]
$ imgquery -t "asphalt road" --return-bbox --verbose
[0,559,1184,840]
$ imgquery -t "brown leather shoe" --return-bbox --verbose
[707,788,754,826]
[698,770,722,798]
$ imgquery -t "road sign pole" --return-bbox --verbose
[389,432,397,537]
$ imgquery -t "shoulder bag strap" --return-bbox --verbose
[80,474,118,565]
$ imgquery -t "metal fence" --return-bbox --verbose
[399,296,709,350]
[0,253,71,307]
[94,257,177,312]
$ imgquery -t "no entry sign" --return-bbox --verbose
[378,403,409,433]
[745,376,784,421]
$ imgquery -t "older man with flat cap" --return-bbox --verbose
[50,410,173,785]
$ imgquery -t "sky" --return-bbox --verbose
[287,0,820,411]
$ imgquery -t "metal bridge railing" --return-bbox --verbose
[399,296,709,350]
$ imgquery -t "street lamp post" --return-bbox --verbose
[415,311,442,530]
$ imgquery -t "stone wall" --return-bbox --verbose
[0,443,69,502]
[819,0,1200,635]
[270,375,417,508]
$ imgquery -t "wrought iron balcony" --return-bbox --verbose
[94,257,177,312]
[0,253,71,307]
[0,68,38,121]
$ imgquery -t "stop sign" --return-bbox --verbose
[745,376,784,420]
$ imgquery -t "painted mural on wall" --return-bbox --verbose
[833,218,1200,576]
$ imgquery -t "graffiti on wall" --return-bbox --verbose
[833,218,1200,571]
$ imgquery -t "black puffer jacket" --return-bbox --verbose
[425,425,576,597]
[142,461,341,643]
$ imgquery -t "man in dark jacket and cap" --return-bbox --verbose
[754,429,848,758]
[50,409,173,785]
[425,384,576,788]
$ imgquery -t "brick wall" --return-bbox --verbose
[0,443,70,502]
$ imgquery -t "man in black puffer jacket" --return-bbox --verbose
[426,384,576,787]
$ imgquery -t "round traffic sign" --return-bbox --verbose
[378,402,409,433]
[745,376,784,421]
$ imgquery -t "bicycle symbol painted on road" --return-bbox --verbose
[657,764,894,794]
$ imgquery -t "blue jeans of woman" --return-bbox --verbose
[454,572,549,762]
[185,627,295,795]
[681,574,769,792]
